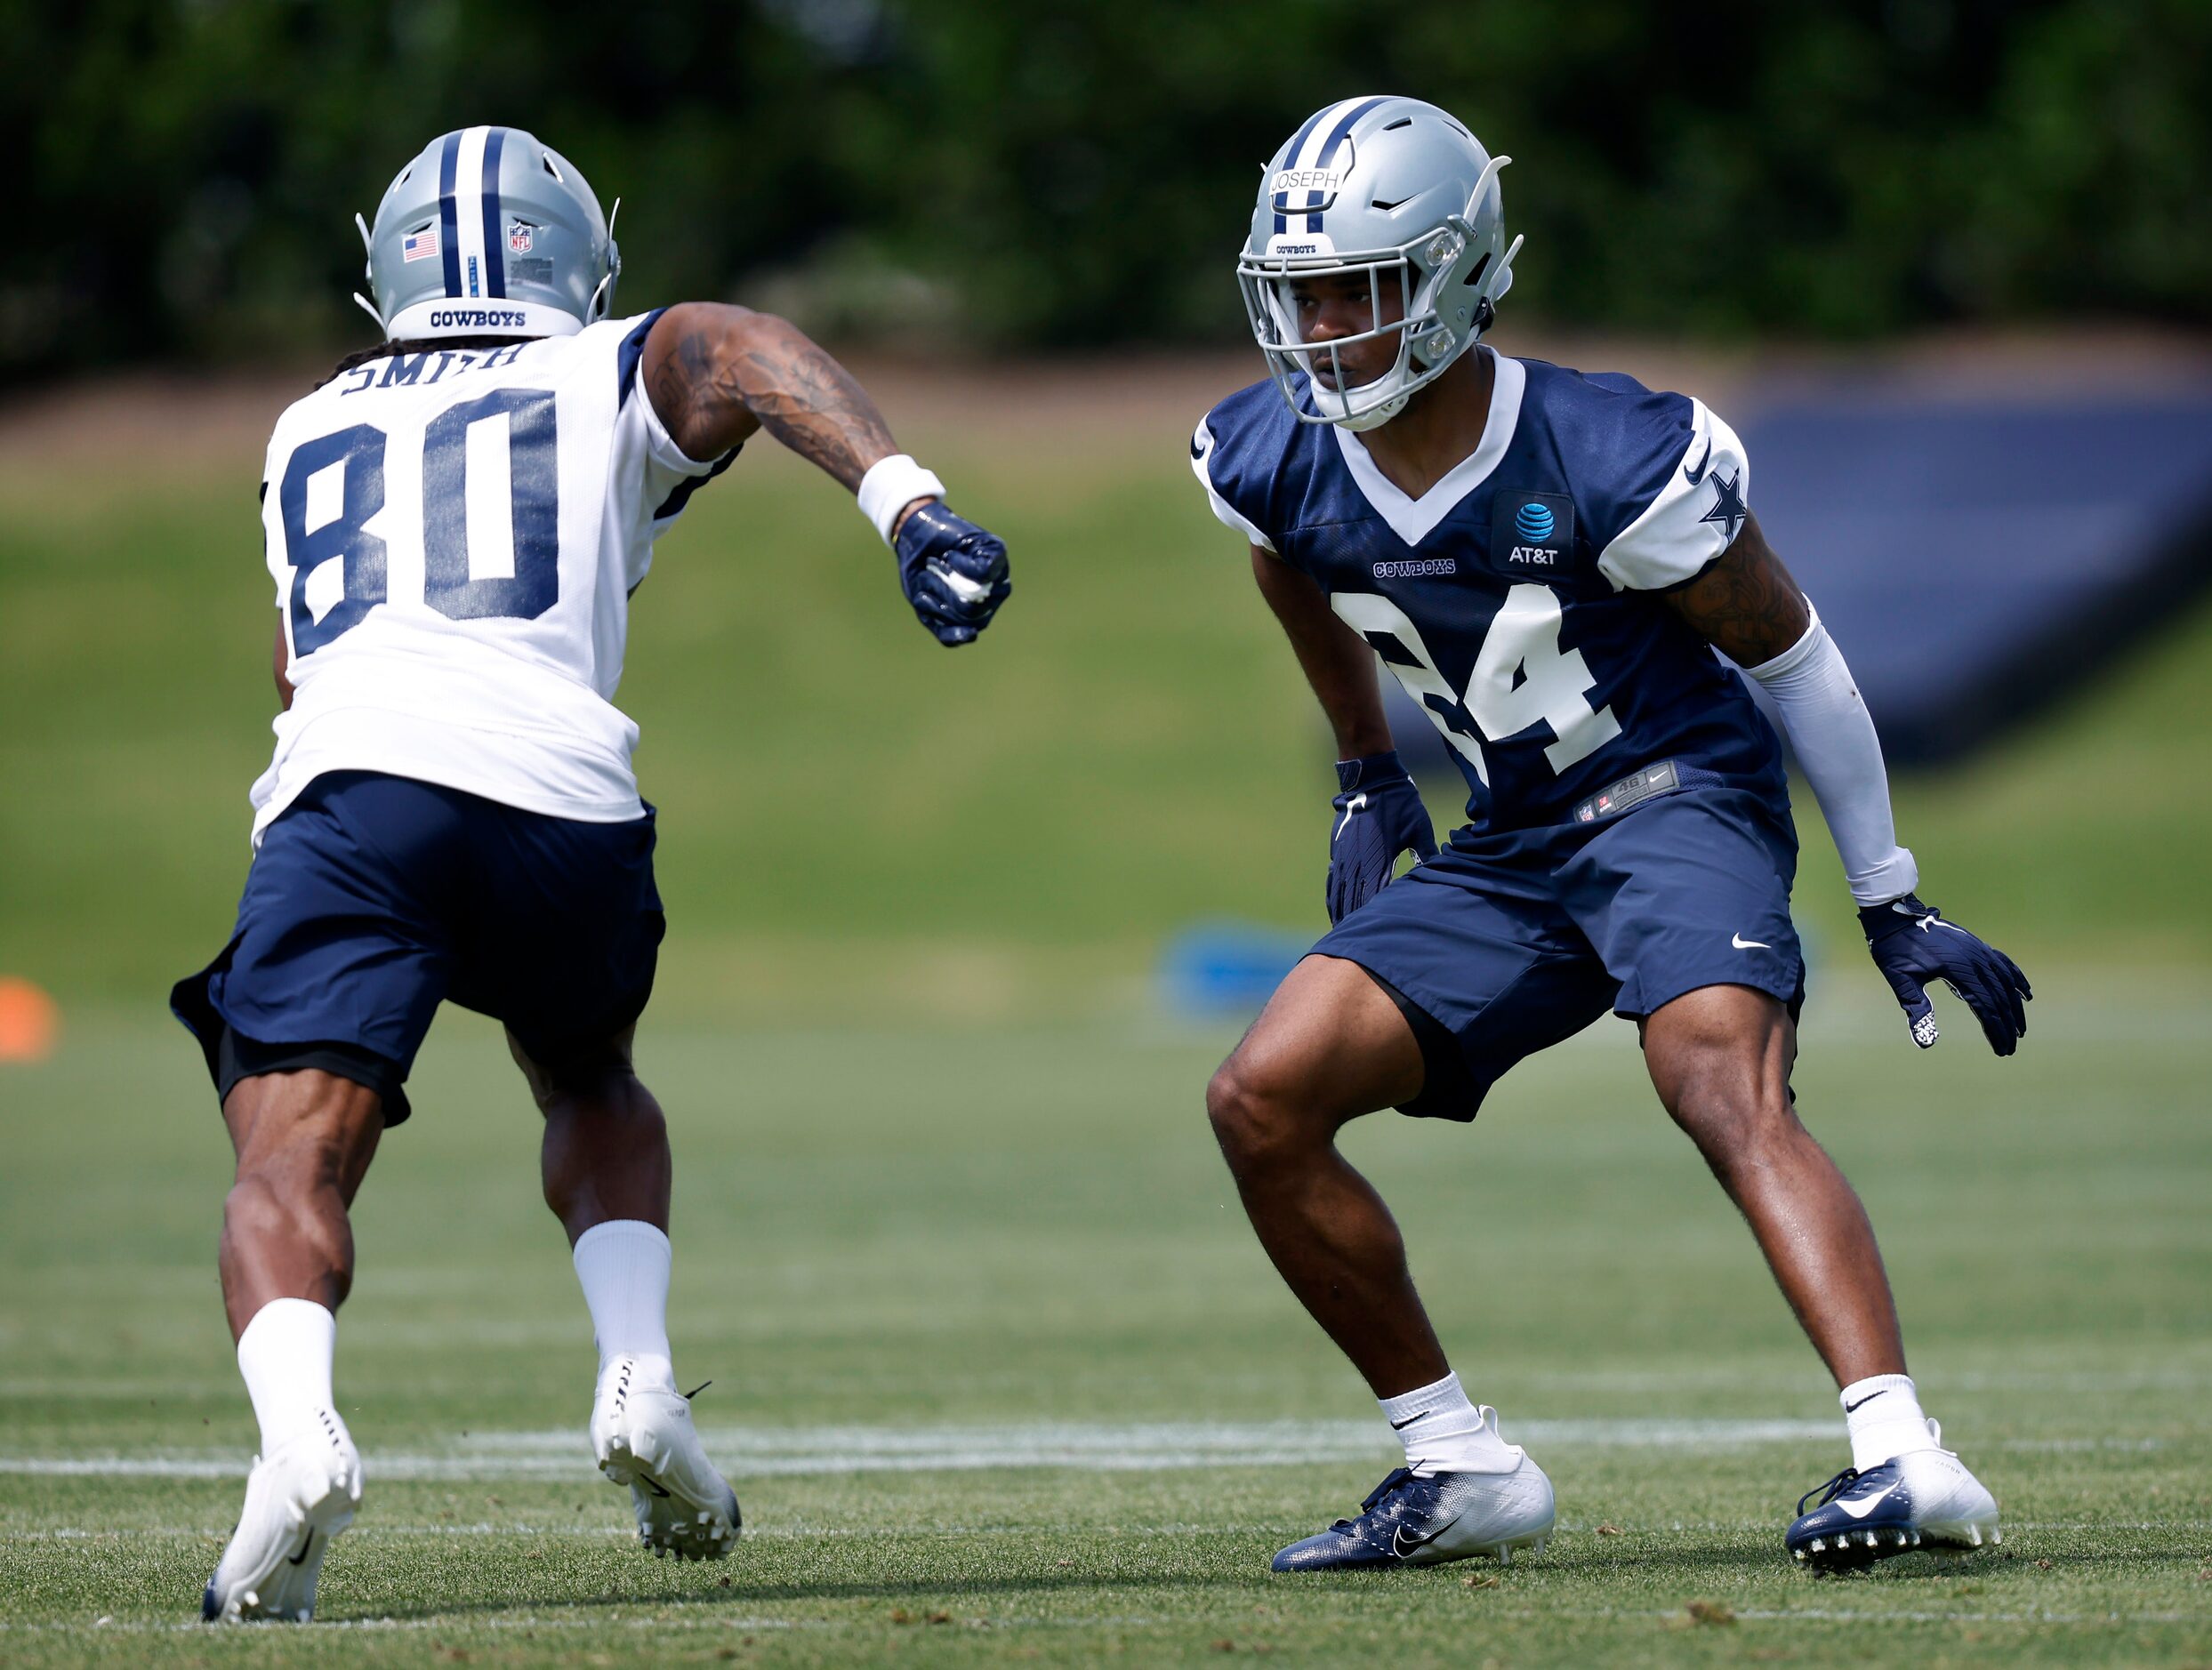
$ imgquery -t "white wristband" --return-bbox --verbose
[857,454,945,546]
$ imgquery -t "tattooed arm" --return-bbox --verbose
[640,301,1012,646]
[642,301,907,497]
[1661,512,1811,664]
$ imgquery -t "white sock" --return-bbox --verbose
[573,1219,673,1368]
[1841,1372,1934,1471]
[235,1297,338,1456]
[1379,1371,1518,1477]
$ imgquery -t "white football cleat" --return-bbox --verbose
[202,1409,362,1622]
[1787,1419,1999,1570]
[590,1353,740,1560]
[1272,1408,1556,1571]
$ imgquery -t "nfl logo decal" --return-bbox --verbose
[402,227,438,263]
[509,222,534,254]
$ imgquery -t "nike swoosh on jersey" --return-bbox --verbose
[1732,933,1771,950]
[1683,434,1714,486]
[1837,1484,1897,1520]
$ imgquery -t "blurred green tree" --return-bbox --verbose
[4,0,2206,379]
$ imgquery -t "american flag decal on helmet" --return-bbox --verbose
[402,227,439,262]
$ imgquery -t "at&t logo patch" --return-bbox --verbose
[1492,490,1574,569]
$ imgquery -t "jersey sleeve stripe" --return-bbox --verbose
[1190,419,1275,552]
[1596,400,1750,592]
[652,445,741,522]
[615,309,666,408]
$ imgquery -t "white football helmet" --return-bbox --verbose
[1239,96,1521,430]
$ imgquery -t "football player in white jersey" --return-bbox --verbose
[172,126,1010,1623]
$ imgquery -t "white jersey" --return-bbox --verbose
[249,309,728,844]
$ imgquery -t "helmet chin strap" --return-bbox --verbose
[586,198,623,322]
[351,213,388,334]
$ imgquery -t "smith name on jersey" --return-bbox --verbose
[250,309,732,845]
[1192,353,1787,834]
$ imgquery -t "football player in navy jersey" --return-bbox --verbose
[175,127,1009,1622]
[1191,97,2031,1574]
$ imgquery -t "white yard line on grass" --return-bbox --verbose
[4,1605,2205,1636]
[12,1518,2212,1540]
[0,1416,1858,1481]
[0,1415,2175,1482]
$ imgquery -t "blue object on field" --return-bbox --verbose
[1159,920,1311,1019]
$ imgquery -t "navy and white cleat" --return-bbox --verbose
[1786,1423,1999,1572]
[1271,1433,1554,1572]
[201,1410,362,1623]
[590,1354,741,1561]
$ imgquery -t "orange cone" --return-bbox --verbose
[0,977,60,1062]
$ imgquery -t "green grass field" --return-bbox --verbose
[2,363,2209,1663]
[3,992,2209,1665]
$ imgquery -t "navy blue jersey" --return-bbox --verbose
[1193,353,1787,834]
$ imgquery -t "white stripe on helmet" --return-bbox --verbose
[453,125,493,301]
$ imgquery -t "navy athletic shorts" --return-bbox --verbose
[1311,785,1804,1122]
[171,770,664,1125]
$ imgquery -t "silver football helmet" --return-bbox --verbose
[354,126,621,340]
[1238,96,1521,430]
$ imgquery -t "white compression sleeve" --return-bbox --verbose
[1741,606,1918,905]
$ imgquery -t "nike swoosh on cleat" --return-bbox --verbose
[1732,933,1771,950]
[1388,1411,1428,1430]
[1842,1392,1886,1413]
[286,1530,316,1568]
[1683,435,1714,486]
[1837,1485,1897,1520]
[1390,1517,1460,1558]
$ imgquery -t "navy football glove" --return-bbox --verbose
[1326,751,1437,924]
[1859,894,2031,1056]
[893,501,1010,646]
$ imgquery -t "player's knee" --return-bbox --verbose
[222,1166,352,1280]
[222,1168,289,1246]
[1206,1056,1318,1174]
[1670,1072,1800,1170]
